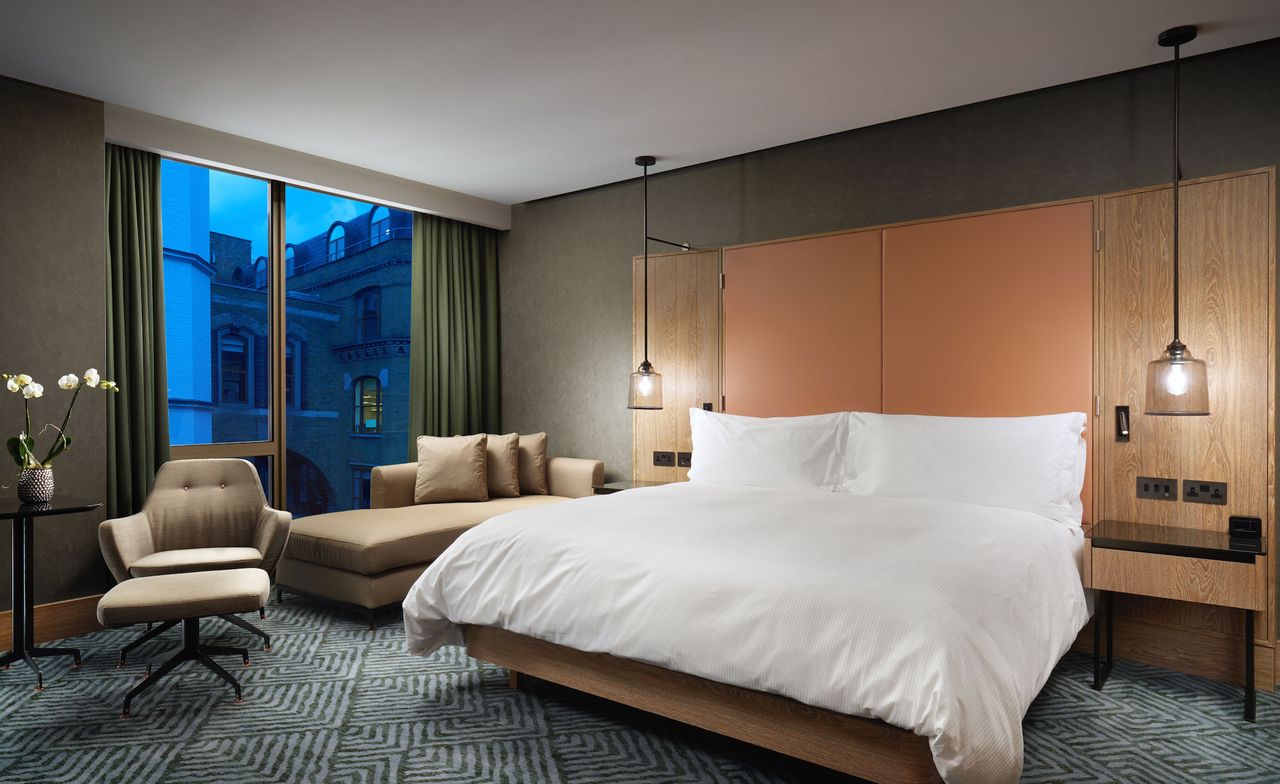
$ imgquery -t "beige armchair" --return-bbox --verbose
[99,458,292,662]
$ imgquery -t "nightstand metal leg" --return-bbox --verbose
[1244,609,1255,722]
[1093,591,1113,690]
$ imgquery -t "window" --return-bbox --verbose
[328,224,346,261]
[162,159,269,447]
[284,339,301,407]
[163,160,413,517]
[352,467,372,509]
[286,185,411,516]
[355,287,381,342]
[218,330,249,404]
[353,376,381,433]
[369,205,390,246]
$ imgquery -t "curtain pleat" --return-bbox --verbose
[409,213,500,448]
[105,144,169,517]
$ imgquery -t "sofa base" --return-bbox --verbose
[276,558,427,612]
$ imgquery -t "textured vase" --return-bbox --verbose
[17,466,54,504]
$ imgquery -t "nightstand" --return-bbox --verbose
[1085,519,1266,721]
[592,480,670,495]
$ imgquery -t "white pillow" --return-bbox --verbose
[688,408,847,491]
[843,412,1087,525]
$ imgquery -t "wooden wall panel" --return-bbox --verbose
[881,202,1095,521]
[722,231,882,416]
[1097,170,1275,651]
[632,250,721,483]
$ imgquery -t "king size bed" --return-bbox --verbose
[403,410,1091,783]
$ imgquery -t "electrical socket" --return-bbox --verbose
[1136,476,1177,501]
[677,452,692,468]
[653,451,676,467]
[1183,480,1227,506]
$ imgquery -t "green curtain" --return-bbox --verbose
[105,144,169,517]
[409,212,501,449]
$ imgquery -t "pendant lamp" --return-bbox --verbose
[1145,25,1209,416]
[628,155,663,409]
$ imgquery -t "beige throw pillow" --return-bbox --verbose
[414,434,489,504]
[517,432,549,495]
[486,433,521,498]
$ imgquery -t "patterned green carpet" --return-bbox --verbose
[0,597,1276,783]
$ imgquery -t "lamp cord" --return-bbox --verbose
[1172,41,1181,343]
[642,161,649,364]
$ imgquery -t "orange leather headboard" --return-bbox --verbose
[723,201,1095,521]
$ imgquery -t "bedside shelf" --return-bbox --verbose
[1089,519,1265,563]
[1084,519,1266,721]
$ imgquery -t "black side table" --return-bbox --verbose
[1087,519,1266,721]
[0,495,100,690]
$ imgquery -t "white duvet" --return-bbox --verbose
[403,483,1088,783]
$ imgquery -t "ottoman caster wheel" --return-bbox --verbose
[263,645,272,653]
[242,658,250,668]
[233,695,244,705]
[121,710,131,719]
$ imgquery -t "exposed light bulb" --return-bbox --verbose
[1165,363,1189,396]
[637,375,653,395]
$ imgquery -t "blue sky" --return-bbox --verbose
[207,169,369,259]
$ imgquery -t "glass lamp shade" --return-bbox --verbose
[627,361,663,410]
[1144,341,1209,416]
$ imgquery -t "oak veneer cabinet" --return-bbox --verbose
[631,249,721,483]
[1094,168,1276,689]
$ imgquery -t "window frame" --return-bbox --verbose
[215,328,251,405]
[166,160,408,512]
[355,286,381,342]
[352,375,382,434]
[328,223,346,261]
[351,465,373,509]
[369,205,390,247]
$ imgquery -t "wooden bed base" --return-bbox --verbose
[463,626,942,784]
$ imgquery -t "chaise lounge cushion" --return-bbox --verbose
[97,568,270,626]
[128,546,263,577]
[284,496,566,576]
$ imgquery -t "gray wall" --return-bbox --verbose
[0,76,108,607]
[499,39,1280,481]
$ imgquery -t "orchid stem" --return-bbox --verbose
[43,384,80,464]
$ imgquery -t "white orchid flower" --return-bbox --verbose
[22,382,43,399]
[5,378,18,393]
[83,368,100,388]
[58,374,80,390]
[98,380,119,392]
[16,374,32,386]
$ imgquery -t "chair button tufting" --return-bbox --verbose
[219,483,226,489]
[183,485,190,491]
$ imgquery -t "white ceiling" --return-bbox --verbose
[2,1,1278,205]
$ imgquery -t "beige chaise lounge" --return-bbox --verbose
[276,456,603,617]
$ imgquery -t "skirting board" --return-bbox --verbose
[1072,617,1276,691]
[0,594,104,645]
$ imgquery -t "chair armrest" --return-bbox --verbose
[372,462,418,509]
[254,506,293,575]
[98,512,155,583]
[547,457,605,499]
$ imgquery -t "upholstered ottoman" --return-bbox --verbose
[97,568,271,717]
